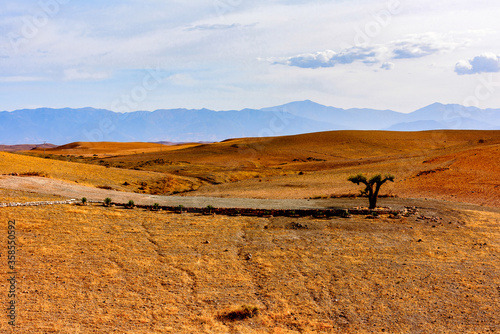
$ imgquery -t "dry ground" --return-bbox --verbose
[16,130,500,207]
[0,151,194,194]
[28,141,202,158]
[1,130,499,333]
[0,200,499,333]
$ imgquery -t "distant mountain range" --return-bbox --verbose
[1,101,499,144]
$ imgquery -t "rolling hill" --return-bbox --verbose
[17,130,500,207]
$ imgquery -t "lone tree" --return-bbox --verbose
[348,173,395,209]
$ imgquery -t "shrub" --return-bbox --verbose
[127,200,135,208]
[104,198,112,206]
[81,197,87,205]
[340,209,351,218]
[19,171,48,177]
[152,203,160,211]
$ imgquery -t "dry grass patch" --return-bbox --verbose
[0,188,66,203]
[0,152,192,194]
[0,201,498,332]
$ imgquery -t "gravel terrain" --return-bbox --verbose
[1,175,498,215]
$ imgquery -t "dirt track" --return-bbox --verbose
[1,175,498,216]
[0,175,338,209]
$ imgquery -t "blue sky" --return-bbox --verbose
[1,0,499,112]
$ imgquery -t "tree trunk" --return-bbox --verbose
[368,195,377,209]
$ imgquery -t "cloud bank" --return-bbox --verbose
[272,33,468,69]
[455,53,500,75]
[272,46,383,69]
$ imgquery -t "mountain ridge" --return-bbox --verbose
[1,101,499,144]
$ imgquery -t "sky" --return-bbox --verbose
[1,0,500,113]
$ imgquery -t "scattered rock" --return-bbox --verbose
[290,222,308,229]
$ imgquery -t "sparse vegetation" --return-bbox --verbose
[19,171,49,177]
[0,131,498,333]
[5,130,498,206]
[97,185,113,190]
[340,209,351,218]
[348,173,395,209]
[0,154,499,333]
[315,210,325,217]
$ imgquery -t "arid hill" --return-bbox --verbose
[0,130,499,333]
[29,141,201,157]
[14,130,500,206]
[0,144,56,152]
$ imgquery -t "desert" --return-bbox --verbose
[0,129,499,333]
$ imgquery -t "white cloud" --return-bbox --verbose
[271,46,385,69]
[165,73,200,87]
[0,76,44,83]
[63,69,111,81]
[391,33,467,59]
[184,23,257,31]
[270,32,470,69]
[455,53,500,75]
